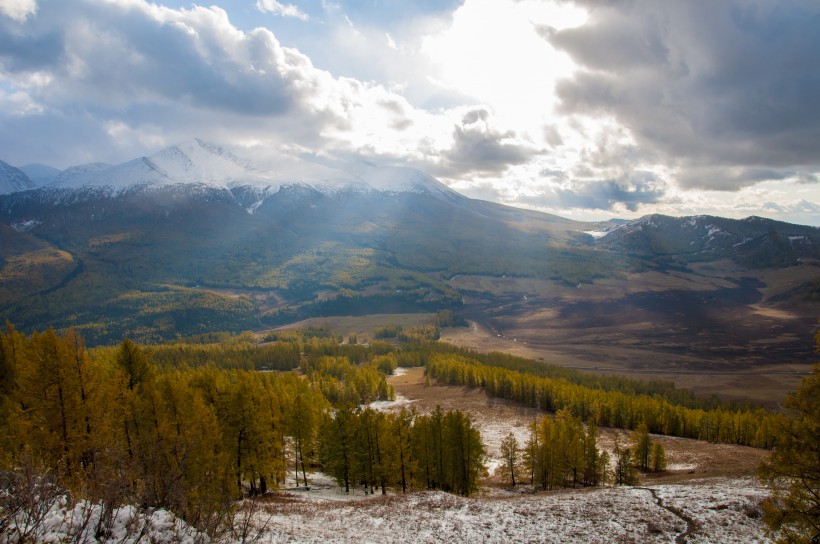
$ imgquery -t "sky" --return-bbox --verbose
[1,0,819,225]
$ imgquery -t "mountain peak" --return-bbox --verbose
[17,139,463,202]
[0,160,34,194]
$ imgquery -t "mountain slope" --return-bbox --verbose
[19,163,60,186]
[44,138,460,200]
[0,160,34,194]
[596,213,820,266]
[0,141,817,349]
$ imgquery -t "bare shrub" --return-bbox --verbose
[0,454,63,543]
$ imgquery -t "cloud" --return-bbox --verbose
[439,109,534,176]
[0,0,449,167]
[0,0,816,225]
[516,172,666,212]
[0,0,37,22]
[550,0,820,191]
[677,167,820,191]
[256,0,309,21]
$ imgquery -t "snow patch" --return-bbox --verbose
[11,219,40,232]
[367,392,416,412]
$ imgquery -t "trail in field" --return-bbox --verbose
[638,487,696,543]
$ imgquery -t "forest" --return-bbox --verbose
[0,322,796,540]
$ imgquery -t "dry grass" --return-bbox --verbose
[387,367,768,484]
[444,264,818,409]
[267,313,437,339]
[440,319,812,409]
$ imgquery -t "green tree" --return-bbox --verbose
[286,392,319,487]
[319,406,358,493]
[500,432,519,486]
[632,422,651,472]
[390,407,415,493]
[115,338,150,391]
[651,442,667,472]
[759,361,820,543]
[614,439,638,486]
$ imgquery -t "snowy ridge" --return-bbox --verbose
[0,160,34,194]
[15,139,460,202]
[19,163,60,186]
[594,212,818,262]
[54,163,111,186]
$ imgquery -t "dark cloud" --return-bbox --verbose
[550,0,820,190]
[677,167,817,191]
[517,172,666,212]
[0,22,64,72]
[439,108,532,176]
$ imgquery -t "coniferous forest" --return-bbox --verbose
[0,322,803,540]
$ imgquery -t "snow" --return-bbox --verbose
[10,219,40,232]
[3,495,204,543]
[584,230,610,239]
[5,474,772,543]
[367,392,417,412]
[19,163,60,186]
[37,139,458,200]
[667,463,697,471]
[0,159,34,194]
[244,477,771,544]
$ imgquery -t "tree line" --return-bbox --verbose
[426,353,785,448]
[0,325,486,539]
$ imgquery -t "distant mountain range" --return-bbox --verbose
[3,138,459,200]
[1,140,818,347]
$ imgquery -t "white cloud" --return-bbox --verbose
[0,0,37,22]
[0,0,817,224]
[421,0,585,136]
[256,0,309,21]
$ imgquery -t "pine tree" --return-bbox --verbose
[391,407,415,493]
[632,422,651,472]
[759,360,820,544]
[115,338,150,391]
[319,406,358,493]
[650,442,667,472]
[499,432,519,486]
[613,438,638,486]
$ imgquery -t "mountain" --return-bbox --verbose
[0,160,34,194]
[19,163,60,186]
[43,138,459,201]
[0,140,817,373]
[594,213,820,267]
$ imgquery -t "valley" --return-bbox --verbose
[442,262,819,407]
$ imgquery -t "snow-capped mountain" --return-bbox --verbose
[19,163,60,187]
[595,213,819,265]
[0,160,34,194]
[32,139,459,201]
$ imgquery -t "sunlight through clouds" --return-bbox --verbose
[421,0,585,134]
[0,0,817,224]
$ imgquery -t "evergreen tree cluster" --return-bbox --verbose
[320,405,484,497]
[426,353,784,447]
[0,325,484,538]
[523,410,610,490]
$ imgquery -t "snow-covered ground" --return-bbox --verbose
[247,477,770,544]
[8,368,775,543]
[2,497,204,544]
[8,476,772,543]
